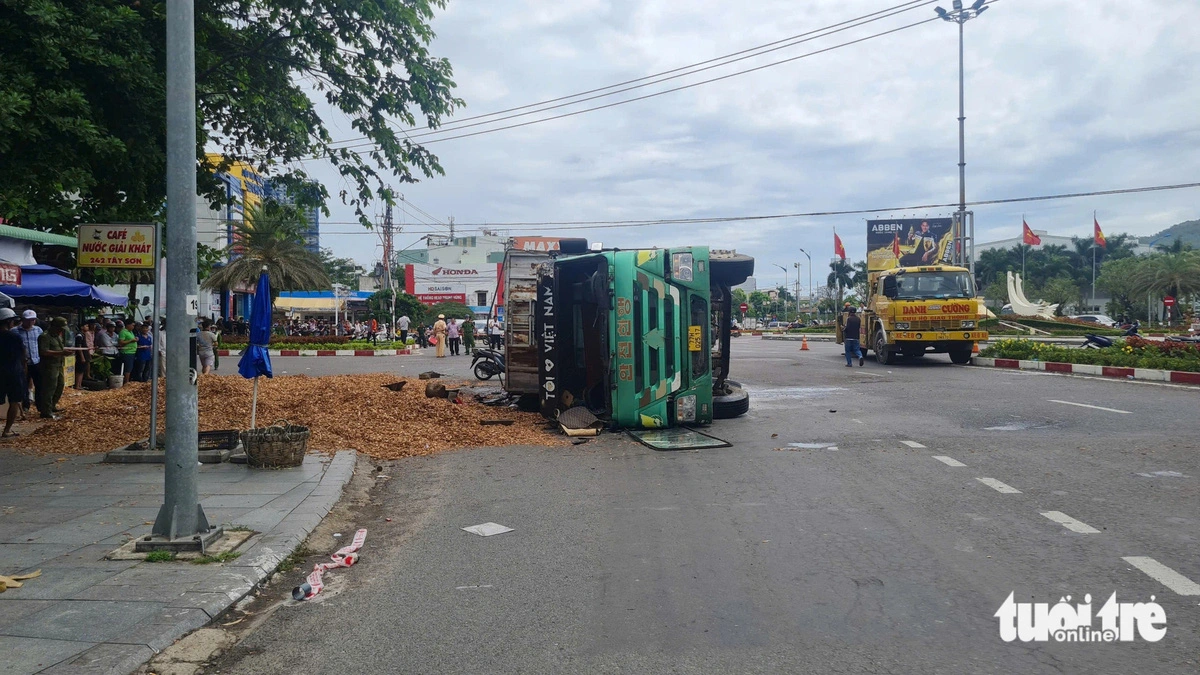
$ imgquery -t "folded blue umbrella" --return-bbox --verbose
[238,270,273,380]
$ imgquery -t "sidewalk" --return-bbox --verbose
[0,450,355,674]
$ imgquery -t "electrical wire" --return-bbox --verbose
[326,0,937,149]
[286,180,1200,235]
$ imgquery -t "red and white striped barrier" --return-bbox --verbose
[218,348,414,357]
[292,528,368,601]
[972,356,1200,385]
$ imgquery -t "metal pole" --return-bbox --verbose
[1091,245,1096,308]
[957,19,967,267]
[148,221,162,451]
[151,0,211,543]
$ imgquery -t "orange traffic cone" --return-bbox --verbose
[801,335,810,351]
[972,342,980,354]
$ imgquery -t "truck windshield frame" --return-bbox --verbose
[895,271,974,300]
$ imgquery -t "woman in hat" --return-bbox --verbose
[433,314,448,358]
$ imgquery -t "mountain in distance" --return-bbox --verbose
[1143,219,1200,248]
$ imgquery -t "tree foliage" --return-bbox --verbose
[319,248,359,290]
[201,202,329,301]
[0,0,461,231]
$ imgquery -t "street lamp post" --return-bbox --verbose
[773,264,788,321]
[798,248,813,321]
[936,0,990,281]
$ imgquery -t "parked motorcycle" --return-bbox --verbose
[471,348,506,381]
[1081,334,1113,349]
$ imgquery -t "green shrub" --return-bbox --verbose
[980,337,1200,372]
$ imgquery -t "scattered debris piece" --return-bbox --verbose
[293,529,367,601]
[480,420,515,426]
[418,371,442,380]
[463,522,514,537]
[0,569,41,592]
[425,382,449,398]
[382,381,408,392]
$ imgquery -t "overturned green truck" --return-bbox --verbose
[504,245,753,428]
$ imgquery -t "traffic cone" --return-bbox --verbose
[972,342,980,354]
[801,335,810,351]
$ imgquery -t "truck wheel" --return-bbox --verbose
[710,254,755,286]
[875,329,893,365]
[713,387,750,419]
[949,347,972,364]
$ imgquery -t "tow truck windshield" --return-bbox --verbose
[895,271,973,300]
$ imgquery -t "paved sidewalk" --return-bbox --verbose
[0,450,355,674]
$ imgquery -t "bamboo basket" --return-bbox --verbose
[241,420,309,468]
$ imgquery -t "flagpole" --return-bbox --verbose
[1021,214,1025,279]
[1092,211,1097,309]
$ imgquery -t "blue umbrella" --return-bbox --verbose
[238,268,273,427]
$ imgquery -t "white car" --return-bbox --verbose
[1069,314,1117,327]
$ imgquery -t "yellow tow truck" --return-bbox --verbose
[840,264,988,365]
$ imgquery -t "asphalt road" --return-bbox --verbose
[210,340,1200,674]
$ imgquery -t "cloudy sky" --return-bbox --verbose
[307,0,1200,292]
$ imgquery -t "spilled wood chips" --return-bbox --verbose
[0,374,564,459]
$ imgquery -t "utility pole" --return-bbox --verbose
[380,201,395,337]
[447,216,455,241]
[936,0,990,281]
[142,0,218,553]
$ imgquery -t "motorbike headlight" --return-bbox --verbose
[895,322,911,330]
[676,395,697,422]
[961,320,976,329]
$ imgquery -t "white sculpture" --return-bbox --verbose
[1006,271,1059,318]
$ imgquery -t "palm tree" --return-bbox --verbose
[1130,251,1200,323]
[202,202,330,303]
[827,258,854,308]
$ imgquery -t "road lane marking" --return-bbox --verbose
[976,477,1021,494]
[932,456,966,467]
[456,584,495,590]
[1041,511,1100,534]
[901,440,926,448]
[1122,557,1200,596]
[1048,399,1132,414]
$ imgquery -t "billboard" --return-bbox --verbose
[77,224,157,269]
[404,263,501,306]
[866,218,954,272]
[0,261,20,286]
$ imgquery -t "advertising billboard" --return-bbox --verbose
[404,263,500,306]
[865,218,955,272]
[77,224,157,269]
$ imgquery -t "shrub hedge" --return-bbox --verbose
[980,337,1200,372]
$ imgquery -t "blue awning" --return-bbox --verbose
[0,265,128,307]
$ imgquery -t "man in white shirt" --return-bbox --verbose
[396,314,411,344]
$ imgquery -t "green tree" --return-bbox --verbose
[1036,276,1080,315]
[748,291,769,317]
[201,202,329,302]
[0,0,461,231]
[319,248,360,290]
[731,288,748,305]
[1096,256,1143,318]
[425,301,473,322]
[1130,251,1200,322]
[826,258,854,307]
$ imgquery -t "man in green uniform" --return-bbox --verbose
[37,318,69,420]
[462,317,476,354]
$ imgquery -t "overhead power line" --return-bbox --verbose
[327,0,937,149]
[301,180,1200,235]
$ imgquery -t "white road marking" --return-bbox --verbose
[1122,557,1200,596]
[1041,511,1100,534]
[456,584,494,590]
[901,440,926,448]
[976,477,1021,494]
[859,371,885,377]
[1048,399,1132,414]
[932,456,966,467]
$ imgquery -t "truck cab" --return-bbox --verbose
[533,246,753,428]
[845,265,988,365]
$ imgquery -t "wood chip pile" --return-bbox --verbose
[1,374,565,459]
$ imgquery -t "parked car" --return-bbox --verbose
[1070,314,1117,327]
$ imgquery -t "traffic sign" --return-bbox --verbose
[1163,296,1176,307]
[739,302,749,313]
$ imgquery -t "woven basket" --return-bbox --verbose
[241,420,309,468]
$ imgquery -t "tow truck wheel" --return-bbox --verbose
[874,329,893,365]
[949,347,973,364]
[710,254,756,286]
[713,386,750,419]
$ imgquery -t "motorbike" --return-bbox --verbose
[471,347,506,381]
[1081,334,1113,349]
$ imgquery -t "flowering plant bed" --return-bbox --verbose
[980,337,1200,372]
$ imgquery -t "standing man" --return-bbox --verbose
[0,308,26,436]
[843,306,864,368]
[489,319,503,350]
[396,313,410,345]
[446,317,461,356]
[462,316,476,354]
[433,314,448,358]
[115,320,137,383]
[37,318,69,419]
[13,310,42,415]
[369,316,379,345]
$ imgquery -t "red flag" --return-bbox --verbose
[834,233,846,260]
[1022,220,1041,246]
[892,233,902,259]
[1094,218,1106,248]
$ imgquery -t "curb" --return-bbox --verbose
[218,348,413,357]
[971,356,1200,385]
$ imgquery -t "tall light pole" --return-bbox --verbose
[936,0,990,281]
[797,248,813,321]
[773,264,788,320]
[793,261,802,318]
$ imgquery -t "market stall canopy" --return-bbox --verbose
[0,265,127,307]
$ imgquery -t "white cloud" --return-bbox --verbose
[306,0,1200,291]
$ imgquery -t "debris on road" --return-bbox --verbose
[1,374,564,459]
[462,522,514,537]
[293,528,367,601]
